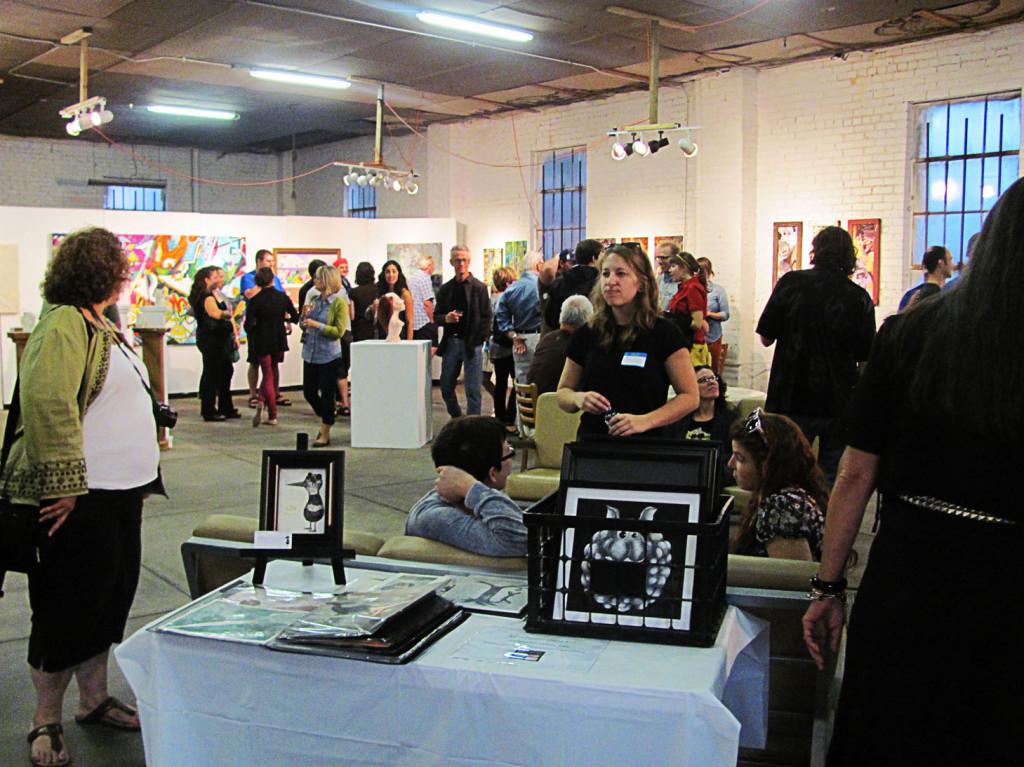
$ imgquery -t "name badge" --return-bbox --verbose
[621,352,647,368]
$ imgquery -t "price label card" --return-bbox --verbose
[254,531,293,549]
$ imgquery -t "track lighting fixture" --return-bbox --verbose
[404,179,419,195]
[60,97,113,137]
[332,162,421,195]
[606,123,699,161]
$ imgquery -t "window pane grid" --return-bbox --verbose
[347,184,377,219]
[104,185,164,212]
[913,94,1020,266]
[538,147,586,260]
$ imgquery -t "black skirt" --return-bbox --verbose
[827,496,1023,766]
[27,488,145,672]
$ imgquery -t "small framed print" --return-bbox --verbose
[258,450,344,549]
[848,218,881,305]
[772,222,803,286]
[553,487,701,630]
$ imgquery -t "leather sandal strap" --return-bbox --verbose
[27,723,64,752]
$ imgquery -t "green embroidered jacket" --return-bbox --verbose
[0,305,111,504]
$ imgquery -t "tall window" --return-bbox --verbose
[912,92,1020,266]
[538,147,586,258]
[347,184,376,218]
[104,185,165,211]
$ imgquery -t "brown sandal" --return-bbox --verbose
[28,723,71,767]
[74,696,140,731]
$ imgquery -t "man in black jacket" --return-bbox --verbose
[539,238,601,332]
[435,245,492,417]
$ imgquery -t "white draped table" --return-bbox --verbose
[116,561,768,767]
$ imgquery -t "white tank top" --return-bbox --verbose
[82,340,160,490]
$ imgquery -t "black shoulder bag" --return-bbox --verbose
[0,380,47,597]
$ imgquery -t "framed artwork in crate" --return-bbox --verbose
[847,218,881,305]
[258,449,345,550]
[553,486,702,630]
[771,222,803,286]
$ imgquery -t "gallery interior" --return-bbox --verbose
[1,1,1022,765]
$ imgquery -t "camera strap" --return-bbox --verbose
[87,308,160,407]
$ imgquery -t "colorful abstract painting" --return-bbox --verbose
[51,233,247,344]
[620,236,650,255]
[482,248,503,285]
[273,248,341,306]
[504,240,528,277]
[848,218,881,305]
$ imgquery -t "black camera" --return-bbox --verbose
[153,402,178,430]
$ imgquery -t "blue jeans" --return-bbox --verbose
[440,337,483,417]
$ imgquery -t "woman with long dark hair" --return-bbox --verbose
[244,267,299,426]
[556,243,698,438]
[188,266,239,421]
[375,259,414,340]
[679,365,739,488]
[727,408,827,560]
[349,262,377,342]
[802,178,1024,765]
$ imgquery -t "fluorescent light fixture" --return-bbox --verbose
[417,11,533,43]
[146,105,239,121]
[249,68,351,90]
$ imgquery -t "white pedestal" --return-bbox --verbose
[350,340,432,448]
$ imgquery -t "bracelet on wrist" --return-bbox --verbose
[809,586,847,603]
[810,574,847,594]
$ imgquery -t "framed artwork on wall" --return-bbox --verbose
[847,218,881,305]
[504,240,528,276]
[273,248,341,306]
[653,235,684,251]
[482,248,503,285]
[771,222,803,286]
[620,236,650,255]
[386,242,443,276]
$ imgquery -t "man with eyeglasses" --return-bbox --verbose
[436,245,492,417]
[654,241,679,312]
[406,416,526,556]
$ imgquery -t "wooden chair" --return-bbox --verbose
[510,382,539,471]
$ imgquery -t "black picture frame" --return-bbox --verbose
[258,450,345,550]
[558,438,721,520]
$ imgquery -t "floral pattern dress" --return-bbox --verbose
[751,486,824,560]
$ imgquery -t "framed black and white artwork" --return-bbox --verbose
[259,450,344,549]
[553,487,701,631]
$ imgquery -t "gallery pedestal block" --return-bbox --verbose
[7,328,30,371]
[350,340,432,448]
[135,327,171,450]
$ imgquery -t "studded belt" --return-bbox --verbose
[897,495,1016,526]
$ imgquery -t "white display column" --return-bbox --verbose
[350,340,432,448]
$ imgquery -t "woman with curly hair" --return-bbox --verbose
[727,408,827,560]
[0,227,162,766]
[188,266,239,422]
[374,259,414,340]
[556,243,698,438]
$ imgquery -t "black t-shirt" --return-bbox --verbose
[566,317,687,438]
[841,316,1019,519]
[446,280,471,337]
[679,406,739,489]
[756,268,875,418]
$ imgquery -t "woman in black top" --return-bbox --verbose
[188,266,239,421]
[678,365,739,488]
[244,267,299,426]
[556,243,698,438]
[349,262,377,342]
[803,178,1024,766]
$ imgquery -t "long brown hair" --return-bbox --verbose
[589,243,660,351]
[728,410,829,554]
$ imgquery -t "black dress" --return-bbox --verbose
[828,316,1023,766]
[192,292,236,418]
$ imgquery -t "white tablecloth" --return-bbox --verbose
[116,563,768,767]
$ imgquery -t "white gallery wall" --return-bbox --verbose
[0,207,459,401]
[0,20,1022,396]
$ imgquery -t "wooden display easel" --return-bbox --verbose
[7,328,31,371]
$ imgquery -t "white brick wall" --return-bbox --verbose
[0,135,283,214]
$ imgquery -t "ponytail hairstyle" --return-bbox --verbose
[728,410,828,555]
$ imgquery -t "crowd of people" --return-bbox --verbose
[6,177,1019,765]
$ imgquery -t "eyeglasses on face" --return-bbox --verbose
[500,447,516,463]
[696,374,719,385]
[744,407,769,445]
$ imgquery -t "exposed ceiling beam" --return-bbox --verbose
[605,5,697,33]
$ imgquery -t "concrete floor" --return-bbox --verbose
[0,385,877,767]
[0,386,446,767]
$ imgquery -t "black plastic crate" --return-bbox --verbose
[524,492,731,647]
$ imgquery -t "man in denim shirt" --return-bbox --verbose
[698,257,730,376]
[496,252,542,383]
[406,416,526,557]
